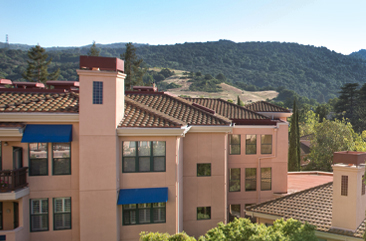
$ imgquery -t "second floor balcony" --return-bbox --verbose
[0,167,28,193]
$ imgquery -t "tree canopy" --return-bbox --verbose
[22,45,60,83]
[120,42,145,90]
[140,218,317,241]
[87,41,100,56]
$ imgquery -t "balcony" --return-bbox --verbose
[0,168,29,200]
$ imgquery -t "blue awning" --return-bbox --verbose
[117,187,168,205]
[21,124,72,143]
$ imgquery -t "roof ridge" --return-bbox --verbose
[247,181,333,212]
[163,94,231,124]
[216,98,270,119]
[123,96,186,127]
[246,100,291,113]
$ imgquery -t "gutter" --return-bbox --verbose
[117,126,192,137]
[0,113,79,123]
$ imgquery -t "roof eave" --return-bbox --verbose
[0,113,79,123]
[117,126,191,137]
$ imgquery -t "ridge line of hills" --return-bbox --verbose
[1,40,366,101]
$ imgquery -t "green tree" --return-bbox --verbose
[305,119,355,171]
[87,41,100,56]
[237,96,244,106]
[22,45,60,83]
[288,100,300,171]
[140,218,317,241]
[120,42,146,90]
[334,83,359,120]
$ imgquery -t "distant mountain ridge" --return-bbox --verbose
[1,40,366,101]
[350,49,366,60]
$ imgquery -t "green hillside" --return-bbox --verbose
[1,40,366,101]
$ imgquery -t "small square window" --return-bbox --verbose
[197,207,211,220]
[197,164,211,176]
[93,81,103,104]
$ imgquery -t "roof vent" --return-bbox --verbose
[46,81,79,92]
[0,79,13,88]
[13,82,45,89]
[132,85,158,92]
[192,103,215,114]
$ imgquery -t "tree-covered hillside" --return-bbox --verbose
[1,40,366,101]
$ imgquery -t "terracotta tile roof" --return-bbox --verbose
[119,97,186,128]
[245,101,291,113]
[0,91,79,113]
[247,182,365,238]
[184,98,268,120]
[126,93,231,126]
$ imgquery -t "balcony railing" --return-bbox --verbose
[0,167,28,192]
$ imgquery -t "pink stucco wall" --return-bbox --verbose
[182,132,228,238]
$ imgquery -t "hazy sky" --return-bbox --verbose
[1,0,365,54]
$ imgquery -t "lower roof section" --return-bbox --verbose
[117,187,168,205]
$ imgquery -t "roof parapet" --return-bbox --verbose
[333,151,366,166]
[13,82,45,89]
[0,79,13,88]
[79,56,124,72]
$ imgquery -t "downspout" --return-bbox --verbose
[257,123,279,204]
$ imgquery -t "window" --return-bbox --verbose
[341,175,348,196]
[53,143,71,175]
[246,135,256,154]
[53,197,71,230]
[0,202,2,230]
[229,204,240,222]
[229,135,240,155]
[261,135,272,154]
[93,81,103,104]
[30,199,48,232]
[362,175,365,196]
[122,141,166,172]
[123,202,166,225]
[29,143,48,176]
[197,164,211,176]
[229,168,240,192]
[245,168,257,191]
[261,168,272,191]
[197,207,211,220]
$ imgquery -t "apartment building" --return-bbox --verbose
[0,56,291,241]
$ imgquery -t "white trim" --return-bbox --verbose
[0,187,29,201]
[117,127,190,137]
[188,125,232,133]
[0,128,23,137]
[77,69,126,79]
[0,113,79,122]
[245,211,282,221]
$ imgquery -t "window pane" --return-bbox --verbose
[229,204,240,222]
[230,145,241,155]
[52,143,70,158]
[246,135,256,154]
[153,202,166,207]
[65,198,71,212]
[30,159,48,176]
[53,158,70,175]
[261,168,272,191]
[31,215,48,231]
[123,157,136,172]
[32,200,40,214]
[139,209,151,223]
[139,157,150,172]
[153,157,165,171]
[197,163,211,176]
[197,207,211,220]
[29,143,47,159]
[245,168,257,191]
[123,142,136,157]
[153,141,165,156]
[55,199,63,213]
[261,135,272,154]
[229,168,240,192]
[153,208,166,223]
[230,135,240,145]
[138,141,151,156]
[55,213,71,229]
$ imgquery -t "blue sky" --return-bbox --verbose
[1,0,365,54]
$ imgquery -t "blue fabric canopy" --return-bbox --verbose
[21,124,72,143]
[117,187,168,205]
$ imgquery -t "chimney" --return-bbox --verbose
[76,56,126,241]
[331,151,366,231]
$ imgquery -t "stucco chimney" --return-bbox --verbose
[331,151,366,231]
[76,56,126,241]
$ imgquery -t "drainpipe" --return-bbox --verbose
[257,124,279,204]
